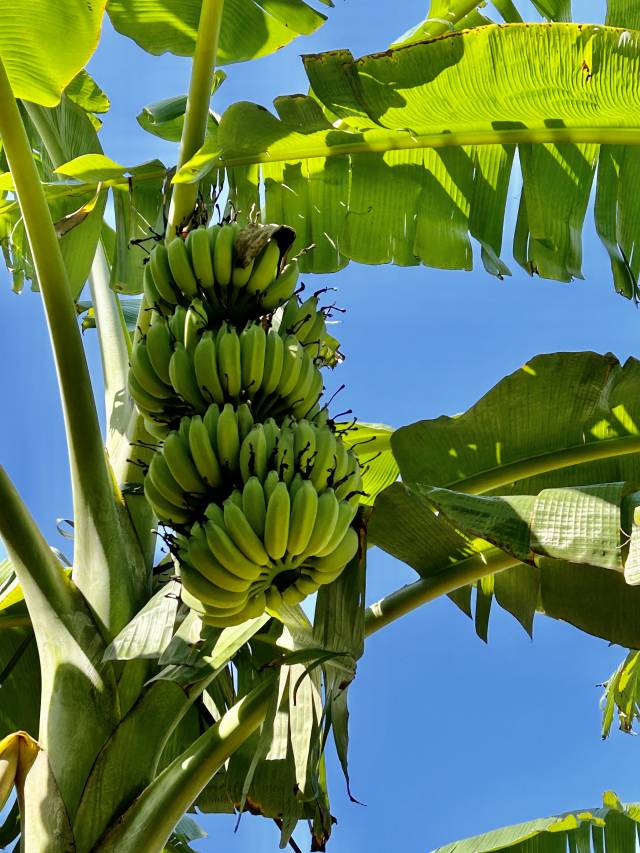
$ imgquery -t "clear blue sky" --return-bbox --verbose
[2,1,639,850]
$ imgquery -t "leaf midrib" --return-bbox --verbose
[437,434,640,495]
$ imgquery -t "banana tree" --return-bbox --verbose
[2,0,640,850]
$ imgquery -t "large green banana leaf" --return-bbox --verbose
[369,352,640,645]
[171,19,640,296]
[431,792,640,853]
[0,0,105,106]
[107,0,332,65]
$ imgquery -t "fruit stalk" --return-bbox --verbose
[167,0,225,236]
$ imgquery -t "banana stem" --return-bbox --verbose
[364,549,520,637]
[95,674,275,853]
[0,57,140,637]
[166,0,224,237]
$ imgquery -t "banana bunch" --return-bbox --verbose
[130,311,326,432]
[238,418,363,502]
[176,472,359,626]
[131,220,362,626]
[143,402,256,524]
[143,225,299,324]
[144,408,361,524]
[272,292,342,367]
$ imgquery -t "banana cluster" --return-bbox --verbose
[129,306,325,435]
[143,223,299,324]
[272,293,341,368]
[176,474,359,626]
[144,407,361,525]
[130,222,360,626]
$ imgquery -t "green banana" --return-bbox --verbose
[168,305,188,345]
[204,521,264,581]
[303,489,339,556]
[291,367,323,419]
[150,242,179,305]
[128,373,166,415]
[239,426,268,482]
[308,525,358,574]
[292,295,318,341]
[169,343,207,411]
[285,352,315,407]
[213,223,237,287]
[300,309,326,348]
[242,477,267,537]
[335,467,363,503]
[183,298,208,353]
[185,533,251,593]
[145,319,174,385]
[187,226,214,289]
[143,417,171,440]
[302,564,345,586]
[277,335,305,398]
[262,418,279,464]
[216,322,242,398]
[288,472,304,501]
[315,500,357,558]
[143,264,167,312]
[231,255,254,288]
[246,239,280,295]
[204,502,225,527]
[167,236,198,298]
[293,420,316,473]
[162,431,206,495]
[236,403,254,441]
[287,480,318,557]
[260,260,299,310]
[265,586,284,612]
[181,568,251,612]
[188,415,223,489]
[282,585,306,606]
[294,576,319,596]
[261,329,284,396]
[223,499,271,566]
[147,453,189,509]
[332,441,351,486]
[264,481,290,561]
[143,476,191,525]
[216,403,240,470]
[180,559,250,607]
[263,469,280,503]
[130,340,173,399]
[203,403,221,445]
[201,592,266,627]
[309,428,337,491]
[240,323,266,393]
[194,332,225,405]
[274,428,295,484]
[274,295,300,337]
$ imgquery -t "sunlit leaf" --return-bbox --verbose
[431,793,640,853]
[0,0,106,106]
[107,0,328,65]
[340,422,398,505]
[174,23,640,293]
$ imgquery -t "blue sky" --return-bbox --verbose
[2,0,640,850]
